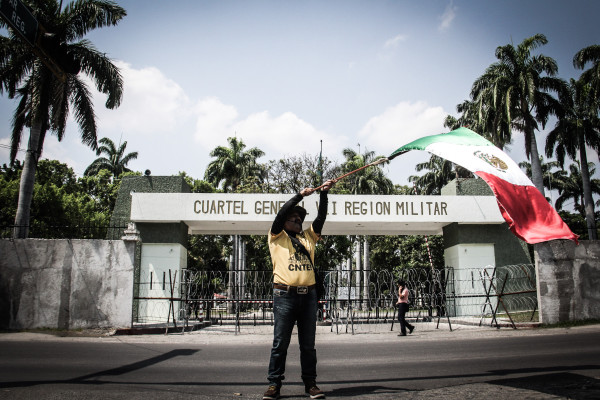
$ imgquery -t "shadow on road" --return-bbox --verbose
[2,354,599,400]
[490,372,600,400]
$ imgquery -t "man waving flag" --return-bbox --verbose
[390,127,578,244]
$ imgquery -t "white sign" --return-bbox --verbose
[130,193,503,235]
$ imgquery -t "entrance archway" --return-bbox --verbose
[111,176,532,325]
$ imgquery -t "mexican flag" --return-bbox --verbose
[390,127,578,244]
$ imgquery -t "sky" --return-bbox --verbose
[1,0,600,196]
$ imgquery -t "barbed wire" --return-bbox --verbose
[133,264,538,333]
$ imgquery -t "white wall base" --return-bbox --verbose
[444,243,496,317]
[138,243,187,324]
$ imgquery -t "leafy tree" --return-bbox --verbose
[242,235,270,271]
[338,148,393,195]
[178,171,217,193]
[0,159,118,238]
[368,236,404,272]
[78,168,120,214]
[0,160,23,181]
[0,0,126,238]
[204,137,265,192]
[265,153,335,194]
[34,158,78,191]
[315,235,353,272]
[518,157,565,198]
[558,210,591,240]
[0,166,20,232]
[387,235,444,273]
[84,137,138,178]
[470,34,566,195]
[187,235,229,271]
[545,78,600,239]
[394,184,414,195]
[409,155,472,195]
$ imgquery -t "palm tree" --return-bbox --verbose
[339,148,393,195]
[338,148,393,309]
[470,34,566,196]
[574,45,600,98]
[444,100,481,131]
[545,78,600,239]
[518,157,565,201]
[1,0,126,238]
[445,99,511,150]
[204,137,265,192]
[84,137,138,179]
[553,162,600,221]
[409,155,473,195]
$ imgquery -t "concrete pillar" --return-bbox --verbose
[345,257,352,302]
[363,237,370,307]
[535,240,600,324]
[228,235,237,313]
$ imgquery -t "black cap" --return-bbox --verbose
[288,205,307,222]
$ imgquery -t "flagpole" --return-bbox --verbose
[318,139,323,183]
[413,182,435,273]
[312,157,388,191]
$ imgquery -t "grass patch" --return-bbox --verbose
[496,311,539,323]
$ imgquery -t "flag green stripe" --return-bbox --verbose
[389,127,494,159]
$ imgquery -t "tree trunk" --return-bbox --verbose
[528,129,545,196]
[355,237,362,308]
[578,134,597,240]
[13,120,43,238]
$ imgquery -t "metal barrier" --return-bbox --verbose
[133,265,537,333]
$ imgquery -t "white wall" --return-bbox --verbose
[137,243,187,324]
[0,239,135,330]
[444,243,496,317]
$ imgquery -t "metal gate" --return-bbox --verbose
[133,264,537,333]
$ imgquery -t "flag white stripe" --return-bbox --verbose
[425,142,534,187]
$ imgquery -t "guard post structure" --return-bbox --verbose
[441,178,532,319]
[111,175,190,325]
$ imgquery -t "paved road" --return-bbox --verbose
[1,323,599,399]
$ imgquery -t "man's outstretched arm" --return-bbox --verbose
[312,180,335,235]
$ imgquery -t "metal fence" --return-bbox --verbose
[1,219,129,240]
[133,264,538,333]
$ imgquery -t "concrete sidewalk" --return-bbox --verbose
[1,319,596,344]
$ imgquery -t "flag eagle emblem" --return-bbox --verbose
[474,151,508,172]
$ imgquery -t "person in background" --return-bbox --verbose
[396,279,415,336]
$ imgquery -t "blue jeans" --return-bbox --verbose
[267,288,318,387]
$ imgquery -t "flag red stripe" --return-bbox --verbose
[475,171,578,244]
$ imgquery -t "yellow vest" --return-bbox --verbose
[268,226,319,286]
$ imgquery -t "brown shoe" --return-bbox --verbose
[305,382,325,399]
[263,384,280,400]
